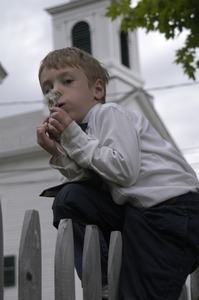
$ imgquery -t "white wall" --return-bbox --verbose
[1,150,82,299]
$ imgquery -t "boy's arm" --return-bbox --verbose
[36,118,91,181]
[49,154,93,181]
[60,107,140,186]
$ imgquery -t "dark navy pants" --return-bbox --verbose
[52,182,199,300]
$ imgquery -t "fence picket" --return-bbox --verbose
[0,201,3,300]
[178,285,188,300]
[191,267,199,300]
[1,205,199,299]
[54,219,75,300]
[18,210,41,300]
[82,225,102,300]
[108,231,122,300]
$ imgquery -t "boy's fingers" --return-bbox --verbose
[36,123,52,145]
[37,123,48,136]
[48,123,60,140]
[50,107,72,124]
[36,124,45,137]
[50,106,65,113]
[43,116,50,124]
[49,113,71,133]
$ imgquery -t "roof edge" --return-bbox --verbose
[46,0,107,15]
[0,146,44,160]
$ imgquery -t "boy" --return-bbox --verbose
[37,47,199,300]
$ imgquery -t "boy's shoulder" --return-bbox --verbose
[96,102,141,118]
[90,102,144,128]
[96,102,128,113]
[98,102,118,110]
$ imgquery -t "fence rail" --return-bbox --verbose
[0,201,199,299]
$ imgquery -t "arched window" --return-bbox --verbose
[72,21,92,54]
[120,31,130,68]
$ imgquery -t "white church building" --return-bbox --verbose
[0,0,188,299]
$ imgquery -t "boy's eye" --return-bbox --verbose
[63,79,73,85]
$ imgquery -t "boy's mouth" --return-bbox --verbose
[57,102,65,108]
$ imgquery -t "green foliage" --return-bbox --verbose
[106,0,199,80]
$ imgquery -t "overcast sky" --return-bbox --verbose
[0,0,199,152]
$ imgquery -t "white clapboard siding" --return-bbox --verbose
[0,151,61,300]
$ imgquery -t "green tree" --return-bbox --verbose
[106,0,199,80]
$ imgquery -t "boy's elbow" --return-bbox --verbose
[122,172,138,186]
[118,163,139,186]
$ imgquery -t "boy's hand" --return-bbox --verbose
[48,107,73,140]
[36,120,64,156]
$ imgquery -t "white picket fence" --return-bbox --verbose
[0,201,199,299]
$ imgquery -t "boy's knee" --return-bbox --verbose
[52,182,94,225]
[55,182,87,204]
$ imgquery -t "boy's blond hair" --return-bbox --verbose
[38,47,109,103]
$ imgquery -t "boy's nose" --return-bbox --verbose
[53,82,64,95]
[52,90,61,98]
[52,87,62,96]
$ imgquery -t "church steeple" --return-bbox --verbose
[46,0,144,102]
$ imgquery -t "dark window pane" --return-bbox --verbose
[4,256,15,287]
[120,31,130,68]
[72,21,92,54]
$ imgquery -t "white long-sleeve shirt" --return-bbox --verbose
[50,103,199,207]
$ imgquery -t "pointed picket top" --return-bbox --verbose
[18,210,41,300]
[55,219,75,300]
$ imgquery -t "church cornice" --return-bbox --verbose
[46,0,107,15]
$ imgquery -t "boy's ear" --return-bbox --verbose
[93,79,104,100]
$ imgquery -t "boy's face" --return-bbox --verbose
[40,66,104,123]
